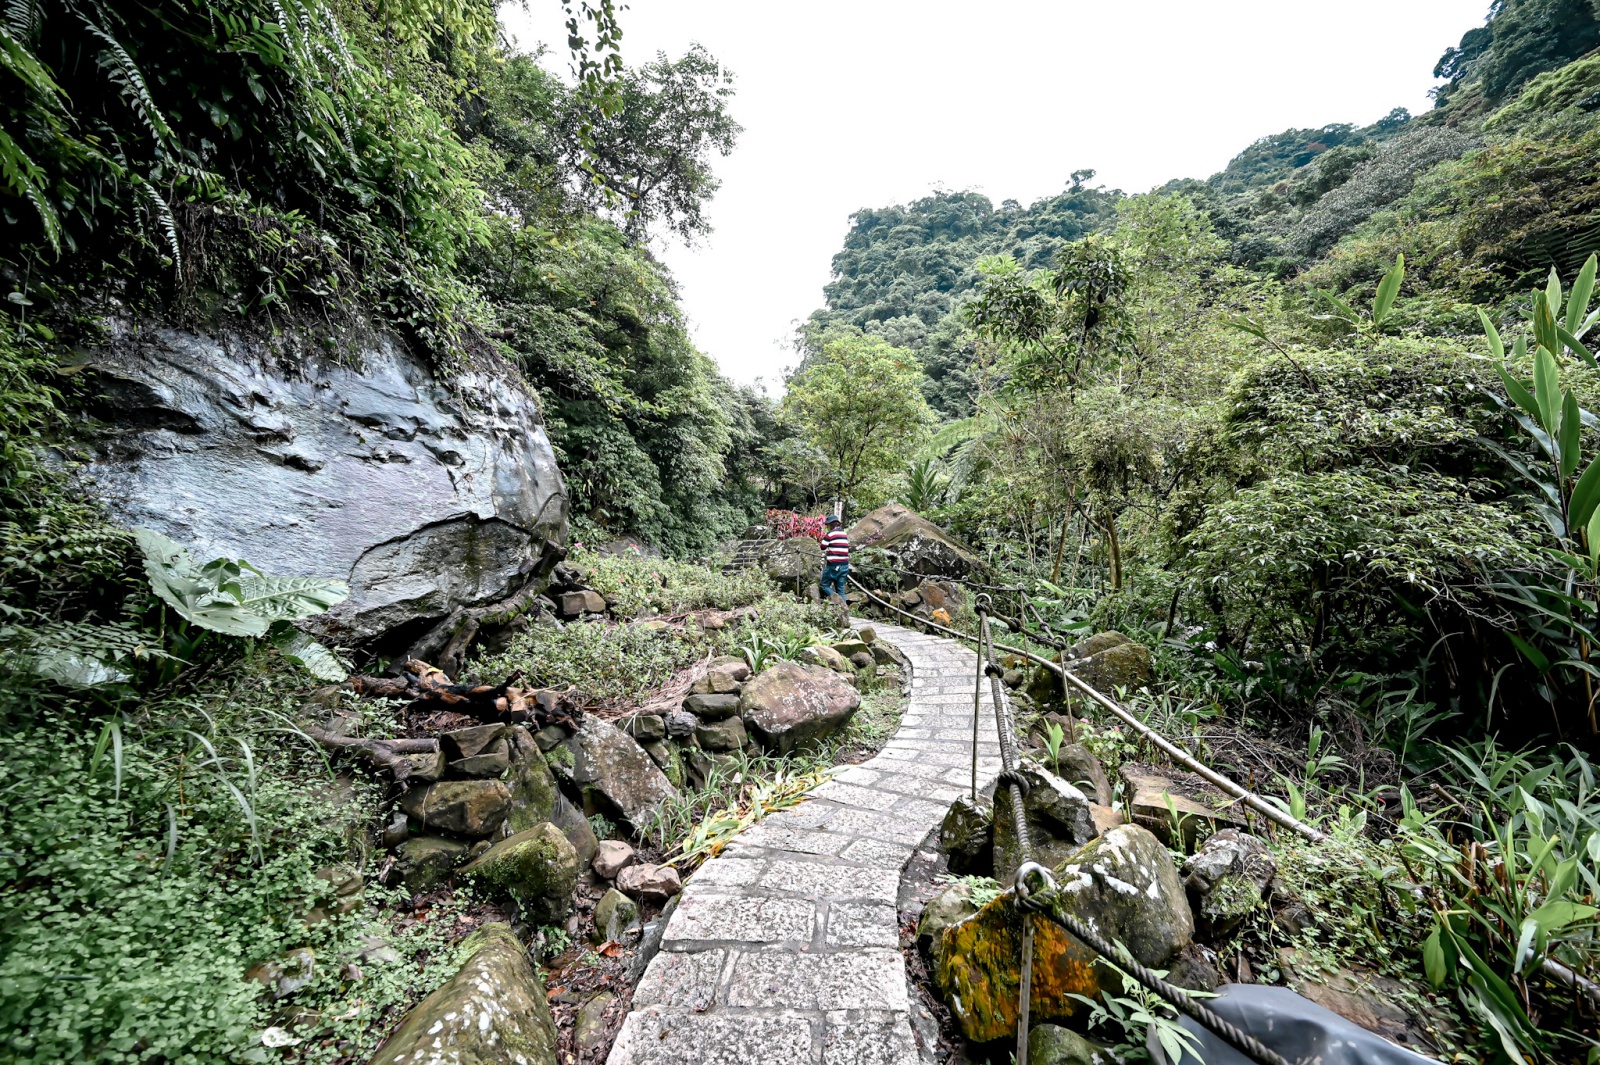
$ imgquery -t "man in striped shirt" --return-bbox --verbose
[819,514,850,609]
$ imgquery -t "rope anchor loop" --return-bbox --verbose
[1013,860,1056,912]
[974,592,993,614]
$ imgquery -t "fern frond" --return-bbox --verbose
[78,14,174,146]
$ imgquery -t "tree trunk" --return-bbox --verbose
[1050,502,1074,584]
[1102,513,1123,592]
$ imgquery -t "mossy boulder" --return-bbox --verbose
[395,835,469,893]
[592,888,641,943]
[400,779,512,837]
[459,823,579,922]
[505,725,560,833]
[1063,632,1152,696]
[369,923,557,1065]
[935,825,1192,1042]
[917,880,981,955]
[1028,1023,1111,1065]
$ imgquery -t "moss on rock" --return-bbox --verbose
[459,822,578,922]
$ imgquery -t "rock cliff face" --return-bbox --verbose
[77,323,568,644]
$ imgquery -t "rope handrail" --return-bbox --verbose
[845,573,1600,1014]
[846,574,1326,843]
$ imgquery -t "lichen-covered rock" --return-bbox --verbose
[1028,1024,1112,1065]
[830,638,871,659]
[935,825,1192,1042]
[504,726,559,833]
[695,717,747,752]
[556,718,677,827]
[459,823,578,923]
[940,795,994,876]
[368,923,558,1065]
[917,880,981,954]
[683,693,740,720]
[395,835,469,893]
[400,780,512,837]
[738,661,861,754]
[1063,632,1152,695]
[993,766,1096,881]
[1053,825,1193,962]
[1182,829,1276,940]
[592,888,641,943]
[78,326,568,647]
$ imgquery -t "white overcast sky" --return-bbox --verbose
[497,0,1489,390]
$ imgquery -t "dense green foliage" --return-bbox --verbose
[2,0,766,556]
[804,176,1119,416]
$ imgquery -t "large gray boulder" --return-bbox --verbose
[76,324,569,645]
[554,718,677,827]
[847,503,982,579]
[753,536,822,591]
[738,661,861,754]
[369,923,558,1065]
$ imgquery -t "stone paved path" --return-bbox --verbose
[608,621,1003,1065]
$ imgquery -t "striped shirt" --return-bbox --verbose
[822,528,850,564]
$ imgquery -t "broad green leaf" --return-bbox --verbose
[1571,456,1600,529]
[1479,307,1505,359]
[1560,390,1582,479]
[1559,325,1597,369]
[1373,253,1404,326]
[1588,504,1600,573]
[274,630,348,682]
[134,527,346,638]
[1423,926,1447,987]
[1568,254,1597,335]
[1534,346,1561,432]
[1507,631,1552,672]
[234,575,349,621]
[1496,364,1542,424]
[1534,292,1562,357]
[1548,267,1564,331]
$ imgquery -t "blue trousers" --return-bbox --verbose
[820,562,849,599]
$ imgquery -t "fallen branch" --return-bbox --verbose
[301,725,438,783]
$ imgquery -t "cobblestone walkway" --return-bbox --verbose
[607,621,1003,1064]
